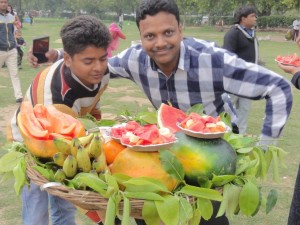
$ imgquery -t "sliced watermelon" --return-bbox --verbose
[157,103,188,133]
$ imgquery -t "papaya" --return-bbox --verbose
[110,149,178,191]
[17,102,86,158]
[171,132,237,186]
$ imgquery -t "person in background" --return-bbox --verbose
[0,0,23,103]
[7,4,21,30]
[29,14,33,25]
[15,29,26,68]
[107,22,126,58]
[28,0,293,223]
[292,17,300,41]
[118,13,123,30]
[7,15,111,225]
[277,37,300,225]
[222,5,258,135]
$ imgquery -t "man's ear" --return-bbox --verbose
[64,52,71,67]
[179,24,183,40]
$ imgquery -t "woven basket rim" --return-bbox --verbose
[25,155,147,213]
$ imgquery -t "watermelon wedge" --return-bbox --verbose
[157,103,188,133]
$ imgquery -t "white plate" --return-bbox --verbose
[177,123,230,139]
[275,59,299,67]
[122,141,176,152]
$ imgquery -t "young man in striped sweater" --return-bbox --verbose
[8,15,111,225]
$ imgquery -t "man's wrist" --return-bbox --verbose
[55,49,64,61]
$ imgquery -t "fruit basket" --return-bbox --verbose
[25,154,147,218]
[1,103,289,224]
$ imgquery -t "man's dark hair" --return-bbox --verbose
[60,15,111,57]
[135,0,180,29]
[233,6,257,24]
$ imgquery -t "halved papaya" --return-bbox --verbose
[17,102,86,158]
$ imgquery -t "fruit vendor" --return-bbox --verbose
[277,38,300,225]
[7,16,111,225]
[27,0,293,224]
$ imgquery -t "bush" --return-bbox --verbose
[257,15,294,29]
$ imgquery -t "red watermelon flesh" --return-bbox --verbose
[157,103,188,133]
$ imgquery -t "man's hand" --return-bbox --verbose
[27,48,59,68]
[277,62,300,75]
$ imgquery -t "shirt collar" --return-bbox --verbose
[240,25,254,37]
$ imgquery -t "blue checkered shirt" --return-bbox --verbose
[108,37,292,138]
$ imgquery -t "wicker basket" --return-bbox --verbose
[25,155,145,217]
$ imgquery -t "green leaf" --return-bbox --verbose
[32,165,55,181]
[105,195,117,225]
[124,192,164,201]
[225,133,256,149]
[97,119,116,127]
[190,208,202,225]
[266,189,278,214]
[13,157,27,196]
[236,147,253,154]
[78,117,99,130]
[71,172,108,196]
[197,198,213,221]
[186,104,204,115]
[235,158,258,175]
[178,196,194,224]
[159,150,185,182]
[211,174,237,187]
[239,181,260,217]
[178,185,222,201]
[142,200,161,225]
[105,173,119,192]
[217,184,242,219]
[123,177,169,193]
[155,195,180,225]
[121,196,130,225]
[137,111,157,124]
[0,151,24,173]
[271,149,280,183]
[219,112,231,127]
[253,147,268,180]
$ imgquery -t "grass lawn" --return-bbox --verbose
[0,17,299,225]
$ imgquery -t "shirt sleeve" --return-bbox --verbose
[291,71,300,89]
[222,52,293,139]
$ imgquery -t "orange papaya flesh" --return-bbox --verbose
[17,102,86,158]
[45,105,85,136]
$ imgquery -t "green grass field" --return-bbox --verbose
[0,17,299,225]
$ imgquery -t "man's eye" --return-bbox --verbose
[145,34,154,40]
[165,30,174,36]
[83,61,93,65]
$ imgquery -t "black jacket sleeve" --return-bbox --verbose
[291,72,300,89]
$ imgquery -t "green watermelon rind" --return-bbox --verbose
[171,132,237,186]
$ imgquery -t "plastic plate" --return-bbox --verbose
[122,141,177,152]
[177,123,230,139]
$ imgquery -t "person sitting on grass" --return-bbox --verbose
[7,15,111,225]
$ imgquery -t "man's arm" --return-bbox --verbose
[222,52,293,143]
